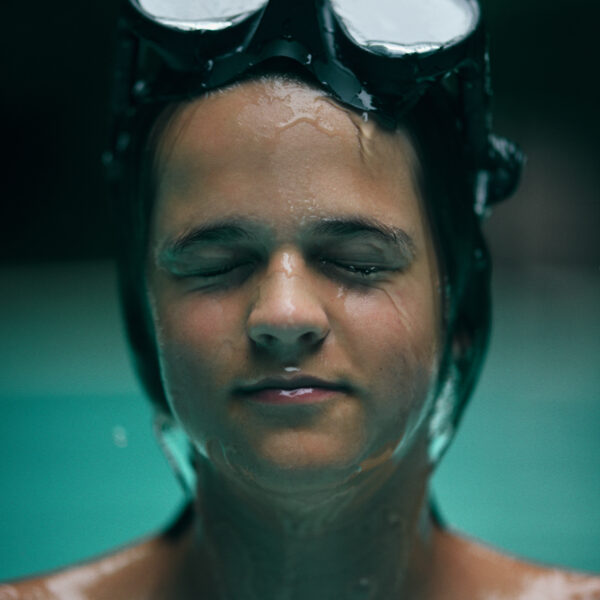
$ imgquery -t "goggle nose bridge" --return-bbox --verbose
[249,0,328,56]
[203,0,367,111]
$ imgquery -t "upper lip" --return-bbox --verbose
[232,376,350,395]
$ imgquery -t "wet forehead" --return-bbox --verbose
[158,80,358,161]
[155,79,418,193]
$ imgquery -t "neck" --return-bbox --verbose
[184,443,436,600]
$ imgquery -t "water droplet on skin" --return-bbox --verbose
[282,251,293,276]
[0,584,20,598]
[362,111,369,122]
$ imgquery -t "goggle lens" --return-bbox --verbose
[330,0,479,55]
[133,0,268,31]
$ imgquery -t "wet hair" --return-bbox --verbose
[112,65,491,462]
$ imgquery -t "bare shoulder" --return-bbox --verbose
[0,505,201,600]
[0,535,176,600]
[0,506,198,600]
[433,527,600,600]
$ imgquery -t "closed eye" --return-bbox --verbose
[317,257,399,280]
[173,260,260,291]
[187,262,254,278]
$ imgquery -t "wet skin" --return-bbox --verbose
[147,80,442,500]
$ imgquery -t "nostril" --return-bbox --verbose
[299,330,319,345]
[257,332,277,347]
[249,326,327,352]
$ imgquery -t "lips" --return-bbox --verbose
[232,376,350,405]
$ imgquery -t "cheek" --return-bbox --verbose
[149,291,242,430]
[341,279,439,373]
[338,273,440,423]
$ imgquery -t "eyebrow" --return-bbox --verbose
[309,217,416,258]
[160,218,260,261]
[159,215,416,262]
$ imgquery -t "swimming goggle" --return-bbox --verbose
[109,0,523,209]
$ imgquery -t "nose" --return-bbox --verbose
[246,251,329,357]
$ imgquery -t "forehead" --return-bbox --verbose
[152,78,426,239]
[157,79,386,165]
[157,79,359,160]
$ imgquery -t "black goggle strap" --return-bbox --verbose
[458,47,523,214]
[105,16,193,180]
[456,49,494,216]
[419,22,519,217]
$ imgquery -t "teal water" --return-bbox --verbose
[0,261,598,580]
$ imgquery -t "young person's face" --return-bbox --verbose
[146,80,442,495]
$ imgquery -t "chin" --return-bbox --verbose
[213,431,371,498]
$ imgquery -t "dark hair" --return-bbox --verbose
[112,68,491,461]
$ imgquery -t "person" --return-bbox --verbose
[2,1,599,598]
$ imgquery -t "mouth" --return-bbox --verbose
[232,376,351,406]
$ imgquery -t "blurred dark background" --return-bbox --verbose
[1,0,599,264]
